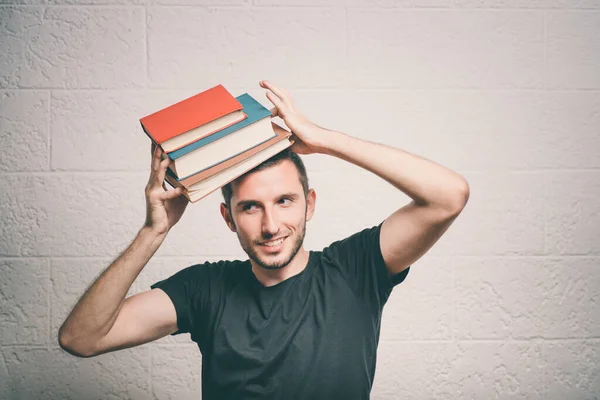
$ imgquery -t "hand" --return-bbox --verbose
[260,80,331,155]
[144,143,188,236]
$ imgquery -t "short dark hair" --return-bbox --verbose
[221,148,309,211]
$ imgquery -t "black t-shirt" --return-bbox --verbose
[150,221,410,400]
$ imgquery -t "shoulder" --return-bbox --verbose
[320,223,382,259]
[160,258,251,289]
[186,258,250,277]
[186,258,248,272]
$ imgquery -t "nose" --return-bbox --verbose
[261,208,280,237]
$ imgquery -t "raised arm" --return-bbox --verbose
[319,131,469,276]
[58,143,188,357]
[260,79,469,277]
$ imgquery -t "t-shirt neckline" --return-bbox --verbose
[247,250,314,290]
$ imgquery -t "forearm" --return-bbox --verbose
[317,129,469,211]
[58,226,165,351]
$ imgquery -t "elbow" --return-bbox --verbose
[458,178,470,207]
[58,327,97,358]
[447,179,470,216]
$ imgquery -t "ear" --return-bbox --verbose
[220,203,237,232]
[305,188,316,222]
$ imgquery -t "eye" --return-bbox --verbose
[279,197,292,205]
[243,198,292,212]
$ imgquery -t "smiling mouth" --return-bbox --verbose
[260,236,288,247]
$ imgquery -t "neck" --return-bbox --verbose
[251,248,310,287]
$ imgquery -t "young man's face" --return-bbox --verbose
[221,159,315,270]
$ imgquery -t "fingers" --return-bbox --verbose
[147,143,185,204]
[148,145,171,190]
[265,91,286,116]
[155,156,170,188]
[161,186,185,202]
[260,80,287,100]
[260,80,294,114]
[151,143,162,173]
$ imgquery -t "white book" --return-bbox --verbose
[169,117,276,179]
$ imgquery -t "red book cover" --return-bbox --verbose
[139,84,243,145]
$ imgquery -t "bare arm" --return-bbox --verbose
[58,144,187,357]
[261,79,469,277]
[317,131,469,275]
[58,227,164,357]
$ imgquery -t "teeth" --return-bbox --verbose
[263,237,285,247]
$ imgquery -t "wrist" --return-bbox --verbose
[138,225,168,244]
[314,128,345,156]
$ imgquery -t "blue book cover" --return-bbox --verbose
[167,93,272,160]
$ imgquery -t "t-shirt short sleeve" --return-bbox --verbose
[150,262,216,338]
[321,221,410,311]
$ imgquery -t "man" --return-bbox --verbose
[58,80,470,399]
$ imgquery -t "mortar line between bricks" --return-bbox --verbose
[47,91,51,171]
[1,168,599,177]
[149,345,153,396]
[543,172,548,255]
[143,6,148,89]
[2,4,600,10]
[0,4,250,9]
[543,10,547,90]
[542,338,547,396]
[5,87,600,93]
[343,7,348,90]
[542,14,548,257]
[452,262,456,344]
[47,258,51,350]
[242,5,600,11]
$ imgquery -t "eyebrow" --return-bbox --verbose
[235,192,300,210]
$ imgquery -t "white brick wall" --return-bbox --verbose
[1,1,599,398]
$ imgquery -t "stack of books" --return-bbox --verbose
[139,84,293,203]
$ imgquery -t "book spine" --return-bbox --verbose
[139,120,161,147]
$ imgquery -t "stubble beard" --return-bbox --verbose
[240,217,306,271]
